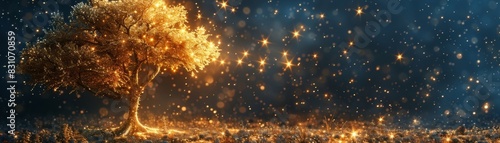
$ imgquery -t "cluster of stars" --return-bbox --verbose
[204,0,499,123]
[6,0,499,126]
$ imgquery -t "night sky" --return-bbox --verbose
[1,0,500,128]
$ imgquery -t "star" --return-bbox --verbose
[284,60,294,71]
[259,58,266,67]
[292,30,300,39]
[219,1,228,10]
[260,38,269,47]
[396,53,403,61]
[356,7,363,16]
[237,59,243,65]
[243,51,249,57]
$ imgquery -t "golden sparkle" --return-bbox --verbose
[356,7,363,16]
[285,61,292,68]
[220,1,228,9]
[292,30,300,39]
[284,60,293,71]
[154,1,161,7]
[261,38,269,47]
[351,131,358,138]
[396,53,403,61]
[259,58,266,67]
[484,102,490,113]
[237,59,243,65]
[484,102,490,110]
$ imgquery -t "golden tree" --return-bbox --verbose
[19,0,219,137]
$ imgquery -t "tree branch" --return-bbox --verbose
[77,72,122,99]
[133,60,144,86]
[140,65,161,87]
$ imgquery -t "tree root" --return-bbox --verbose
[112,120,161,139]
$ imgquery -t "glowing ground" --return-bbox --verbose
[3,115,500,143]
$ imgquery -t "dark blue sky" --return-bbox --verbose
[1,0,499,127]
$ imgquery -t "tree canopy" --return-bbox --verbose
[20,0,220,99]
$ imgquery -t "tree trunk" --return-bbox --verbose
[114,89,156,137]
[128,94,144,131]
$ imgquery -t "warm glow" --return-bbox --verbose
[484,102,490,109]
[19,0,220,138]
[259,58,266,66]
[237,59,243,65]
[413,119,419,125]
[261,38,269,47]
[154,0,162,7]
[292,30,300,38]
[356,7,363,15]
[285,61,292,68]
[220,1,228,10]
[284,60,293,71]
[396,53,403,61]
[351,131,358,138]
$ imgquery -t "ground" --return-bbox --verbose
[2,115,500,143]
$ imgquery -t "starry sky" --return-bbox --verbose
[1,0,500,127]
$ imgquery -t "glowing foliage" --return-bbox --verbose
[20,0,220,99]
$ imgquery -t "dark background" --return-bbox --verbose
[1,0,499,129]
